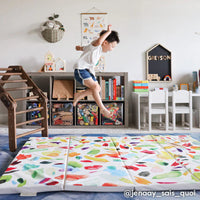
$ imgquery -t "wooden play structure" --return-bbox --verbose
[0,66,48,152]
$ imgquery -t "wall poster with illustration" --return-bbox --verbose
[81,12,107,46]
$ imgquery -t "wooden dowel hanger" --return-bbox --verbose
[81,6,107,15]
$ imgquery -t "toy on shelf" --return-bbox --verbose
[44,51,55,72]
[52,103,73,126]
[132,80,149,92]
[180,83,189,91]
[147,74,160,81]
[192,71,199,93]
[54,57,66,72]
[27,103,49,125]
[101,103,123,125]
[43,51,66,72]
[77,103,98,126]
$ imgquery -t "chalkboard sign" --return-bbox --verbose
[146,44,172,81]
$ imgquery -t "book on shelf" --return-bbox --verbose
[105,81,109,100]
[114,76,121,86]
[109,79,112,100]
[116,86,121,100]
[121,85,124,100]
[101,79,105,99]
[113,78,116,100]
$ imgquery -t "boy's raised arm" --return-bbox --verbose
[92,25,112,46]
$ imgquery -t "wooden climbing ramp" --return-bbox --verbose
[0,66,48,152]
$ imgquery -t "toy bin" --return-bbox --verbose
[101,102,124,126]
[76,103,99,126]
[26,102,50,125]
[52,103,73,126]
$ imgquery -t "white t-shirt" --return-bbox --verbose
[73,43,102,76]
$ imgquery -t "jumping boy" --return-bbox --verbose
[73,25,120,118]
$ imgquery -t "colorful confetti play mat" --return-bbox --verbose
[0,135,200,195]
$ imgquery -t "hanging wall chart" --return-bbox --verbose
[81,9,107,46]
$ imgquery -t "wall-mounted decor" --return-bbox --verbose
[81,9,107,46]
[41,14,65,43]
[146,44,172,82]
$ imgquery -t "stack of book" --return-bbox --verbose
[101,76,124,100]
[133,80,149,92]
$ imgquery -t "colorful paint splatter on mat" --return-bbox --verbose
[0,135,200,194]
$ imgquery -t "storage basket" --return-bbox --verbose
[41,20,64,43]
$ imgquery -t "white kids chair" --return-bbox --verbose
[143,90,168,131]
[168,90,192,130]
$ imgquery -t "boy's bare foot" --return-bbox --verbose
[73,93,81,107]
[101,108,112,118]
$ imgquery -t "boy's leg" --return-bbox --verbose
[83,78,112,118]
[73,69,94,107]
[73,89,92,107]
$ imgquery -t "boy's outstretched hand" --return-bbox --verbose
[107,24,112,32]
[75,46,84,51]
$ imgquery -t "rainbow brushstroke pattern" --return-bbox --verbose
[0,135,200,194]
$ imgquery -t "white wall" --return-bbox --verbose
[1,0,200,125]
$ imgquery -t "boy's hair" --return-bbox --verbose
[100,30,120,43]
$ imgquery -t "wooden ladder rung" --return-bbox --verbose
[16,127,45,139]
[15,96,39,101]
[0,79,27,84]
[16,117,45,127]
[0,72,22,76]
[0,68,13,71]
[16,107,44,115]
[5,86,33,91]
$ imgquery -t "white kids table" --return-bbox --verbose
[132,91,200,130]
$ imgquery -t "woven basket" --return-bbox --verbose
[41,20,64,43]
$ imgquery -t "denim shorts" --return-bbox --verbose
[74,69,97,85]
